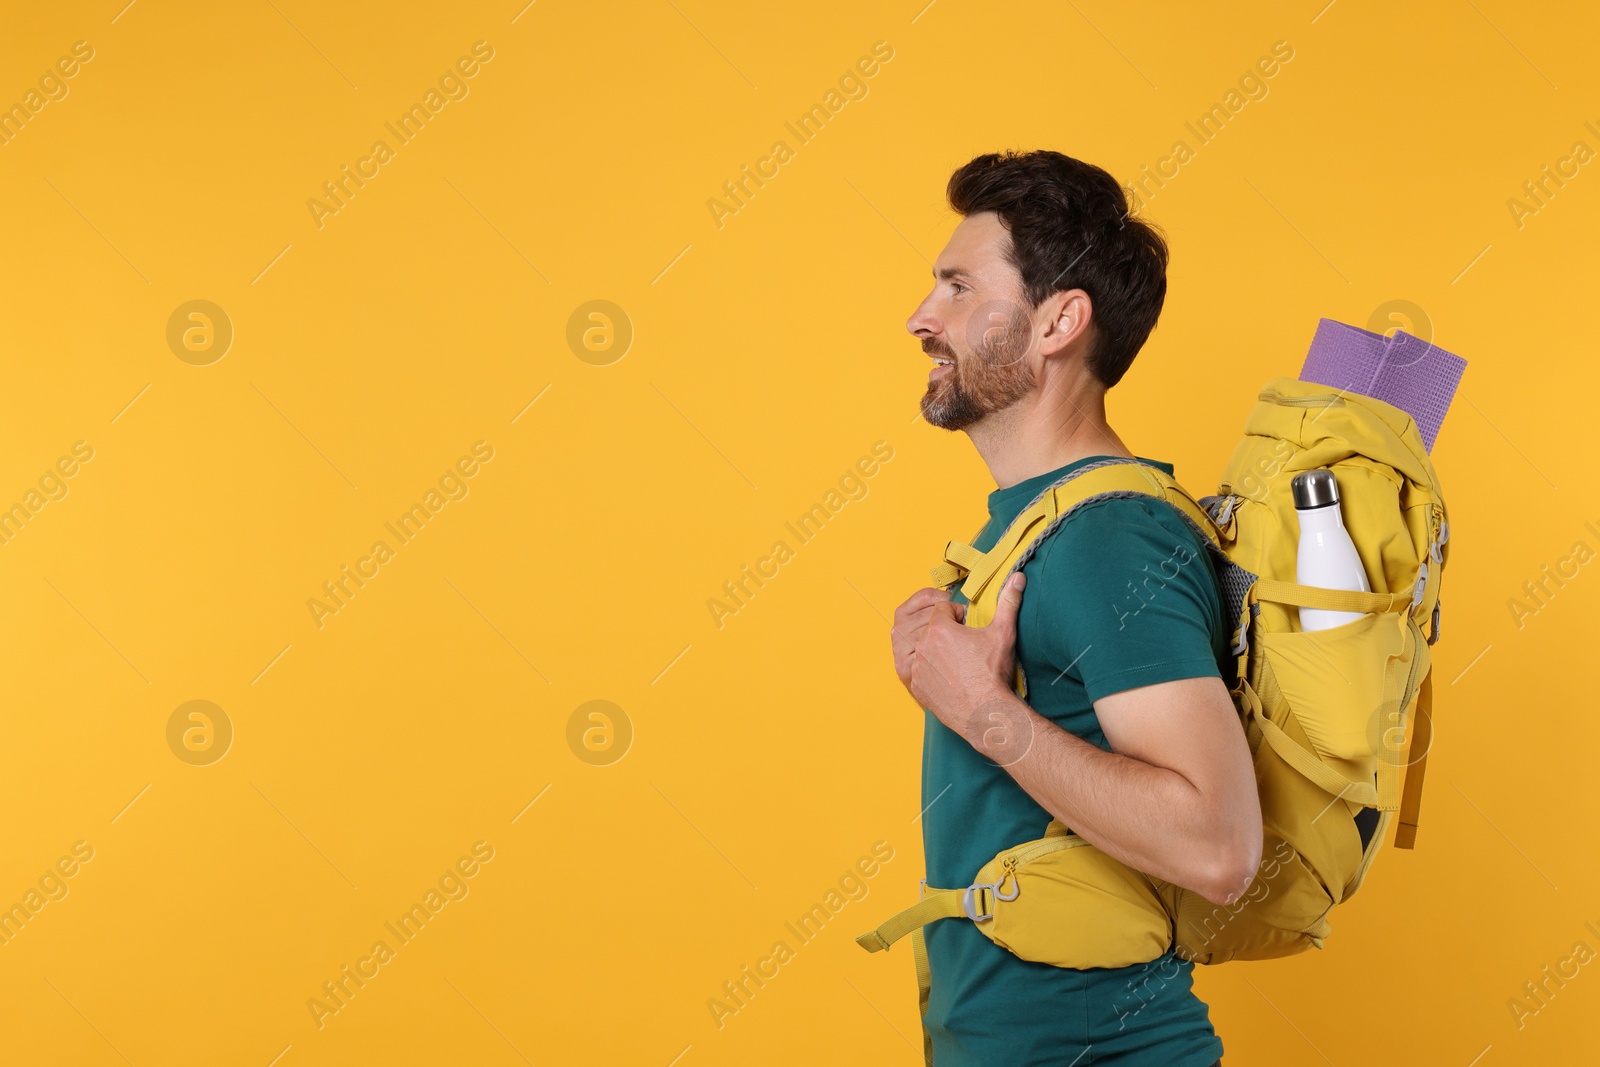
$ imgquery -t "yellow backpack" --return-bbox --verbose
[858,376,1448,1029]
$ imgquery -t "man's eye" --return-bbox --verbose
[951,283,967,295]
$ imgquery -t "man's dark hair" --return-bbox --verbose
[946,150,1168,389]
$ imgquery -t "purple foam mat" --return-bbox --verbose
[1297,318,1467,452]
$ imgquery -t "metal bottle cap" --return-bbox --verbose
[1291,469,1340,510]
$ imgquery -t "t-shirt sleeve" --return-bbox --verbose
[1028,495,1224,704]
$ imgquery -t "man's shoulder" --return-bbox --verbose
[1022,491,1227,691]
[1039,492,1210,564]
[1025,492,1222,613]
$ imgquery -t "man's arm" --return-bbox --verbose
[967,673,1261,905]
[894,572,1262,907]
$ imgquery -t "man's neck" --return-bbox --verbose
[965,378,1134,490]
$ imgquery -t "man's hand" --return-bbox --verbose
[891,571,1028,744]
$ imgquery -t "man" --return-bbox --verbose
[892,150,1262,1066]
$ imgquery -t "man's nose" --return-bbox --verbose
[906,298,940,339]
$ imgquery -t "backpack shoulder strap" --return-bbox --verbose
[933,458,1220,609]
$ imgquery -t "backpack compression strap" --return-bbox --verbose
[1393,670,1432,849]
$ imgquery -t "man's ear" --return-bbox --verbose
[1038,288,1093,359]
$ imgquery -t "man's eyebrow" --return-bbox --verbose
[933,265,972,282]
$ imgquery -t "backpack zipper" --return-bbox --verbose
[999,832,1089,873]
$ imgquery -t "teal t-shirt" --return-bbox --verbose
[921,456,1230,1067]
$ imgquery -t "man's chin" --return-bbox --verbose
[920,384,983,431]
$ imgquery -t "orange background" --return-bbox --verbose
[0,1,1594,1064]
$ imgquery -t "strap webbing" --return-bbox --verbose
[913,928,933,1066]
[957,511,1051,600]
[854,887,974,952]
[1393,671,1433,849]
[1251,579,1412,615]
[930,540,985,588]
[943,540,985,573]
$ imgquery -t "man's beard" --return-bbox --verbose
[919,305,1036,431]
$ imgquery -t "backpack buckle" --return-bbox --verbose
[1201,493,1238,528]
[961,875,1020,922]
[1429,518,1448,563]
[1231,600,1256,657]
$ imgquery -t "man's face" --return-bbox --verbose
[905,211,1037,431]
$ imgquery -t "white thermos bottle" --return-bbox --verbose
[1292,469,1370,630]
